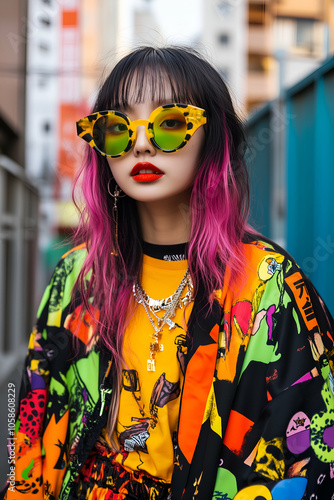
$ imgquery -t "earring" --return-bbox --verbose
[107,179,126,256]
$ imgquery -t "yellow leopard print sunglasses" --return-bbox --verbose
[76,104,207,157]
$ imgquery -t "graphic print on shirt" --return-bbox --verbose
[119,417,151,458]
[150,373,180,428]
[122,369,143,414]
[175,333,187,374]
[118,369,181,468]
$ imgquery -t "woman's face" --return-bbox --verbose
[106,79,205,205]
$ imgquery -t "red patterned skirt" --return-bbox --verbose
[72,444,172,500]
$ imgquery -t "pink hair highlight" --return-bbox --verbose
[73,151,138,449]
[188,119,250,299]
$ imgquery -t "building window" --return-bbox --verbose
[218,33,230,45]
[216,1,232,16]
[296,19,315,52]
[249,3,266,25]
[249,54,268,72]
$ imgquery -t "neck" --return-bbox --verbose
[136,194,191,245]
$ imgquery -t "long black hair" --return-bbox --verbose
[74,46,252,446]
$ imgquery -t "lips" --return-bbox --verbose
[131,162,164,183]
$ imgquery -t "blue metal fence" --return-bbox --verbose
[246,56,334,316]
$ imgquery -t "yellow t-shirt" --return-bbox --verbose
[114,254,193,482]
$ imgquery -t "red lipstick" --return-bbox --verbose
[131,162,164,183]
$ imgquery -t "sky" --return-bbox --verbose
[149,0,203,42]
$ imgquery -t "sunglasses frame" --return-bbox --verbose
[76,103,207,158]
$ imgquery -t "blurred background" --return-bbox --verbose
[0,0,333,482]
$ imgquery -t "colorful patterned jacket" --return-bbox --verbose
[2,238,334,499]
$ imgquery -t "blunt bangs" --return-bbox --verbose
[93,47,210,112]
[92,46,248,167]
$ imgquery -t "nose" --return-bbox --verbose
[133,125,156,157]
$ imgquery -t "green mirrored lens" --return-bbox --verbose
[93,115,129,156]
[153,109,187,150]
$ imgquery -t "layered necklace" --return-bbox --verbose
[132,268,194,371]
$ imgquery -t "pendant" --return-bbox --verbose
[147,359,156,371]
[166,318,176,330]
[150,342,164,353]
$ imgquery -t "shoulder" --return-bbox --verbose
[242,235,295,273]
[49,243,87,288]
[241,234,329,308]
[59,242,87,270]
[240,235,308,306]
[61,242,86,260]
[221,235,333,335]
[221,235,296,303]
[240,235,306,295]
[36,243,88,328]
[242,235,334,347]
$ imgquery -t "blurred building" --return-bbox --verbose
[0,1,39,373]
[202,0,334,113]
[80,0,162,104]
[26,0,85,290]
[202,0,248,114]
[0,1,27,166]
[248,0,334,111]
[25,0,162,295]
[0,0,39,482]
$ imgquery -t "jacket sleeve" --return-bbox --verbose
[2,250,84,500]
[213,257,334,500]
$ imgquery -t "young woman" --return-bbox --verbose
[4,47,334,500]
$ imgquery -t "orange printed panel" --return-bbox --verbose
[42,412,69,498]
[178,341,218,463]
[223,410,254,455]
[64,304,99,346]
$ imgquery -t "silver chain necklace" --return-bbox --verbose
[132,269,193,371]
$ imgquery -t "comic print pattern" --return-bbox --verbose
[173,240,334,500]
[2,239,334,500]
[114,370,181,469]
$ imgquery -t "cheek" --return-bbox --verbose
[107,158,115,176]
[107,159,123,184]
[175,155,200,190]
[183,130,205,173]
[190,128,205,163]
